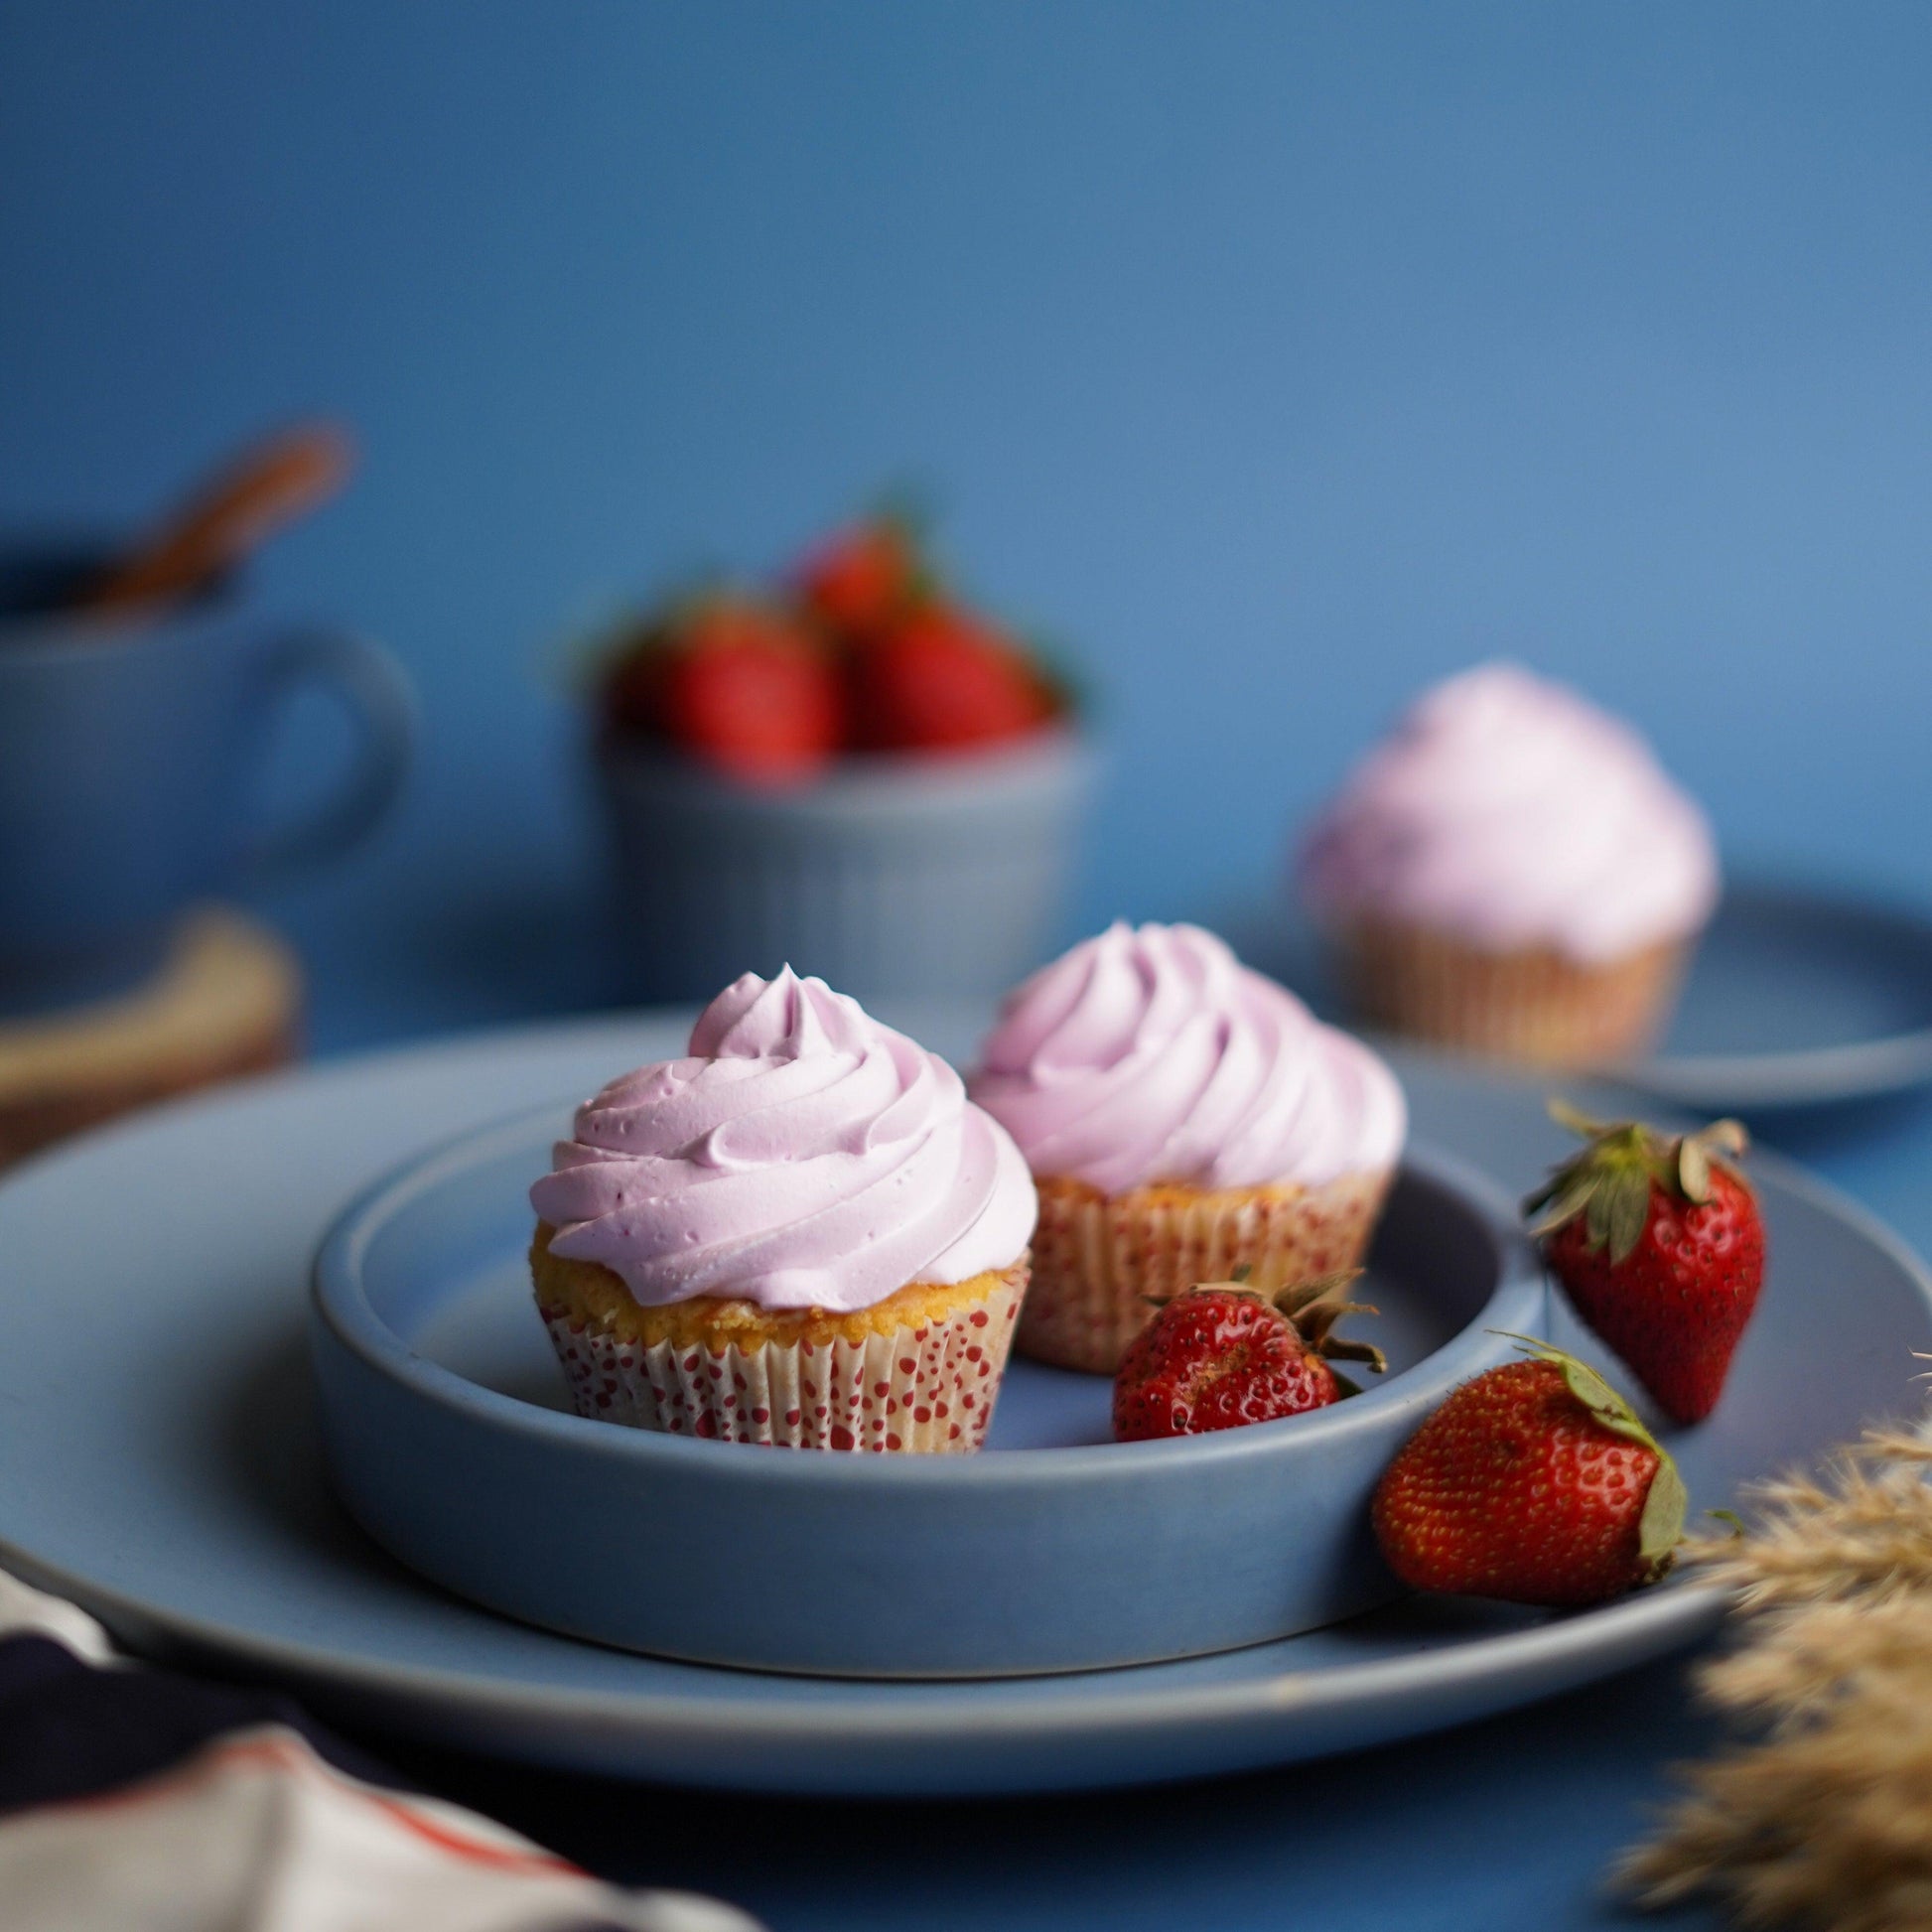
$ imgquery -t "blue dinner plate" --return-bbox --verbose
[1238,879,1932,1112]
[1619,881,1932,1108]
[0,1011,1927,1796]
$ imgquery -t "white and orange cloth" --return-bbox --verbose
[0,1568,760,1932]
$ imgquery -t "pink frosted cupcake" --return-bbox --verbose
[529,968,1037,1451]
[968,922,1405,1374]
[1300,663,1720,1066]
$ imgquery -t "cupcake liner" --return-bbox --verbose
[1019,1173,1392,1375]
[1332,919,1692,1067]
[540,1265,1027,1451]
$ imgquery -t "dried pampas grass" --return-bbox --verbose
[1621,1426,1932,1931]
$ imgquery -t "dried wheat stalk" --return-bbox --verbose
[1621,1427,1932,1931]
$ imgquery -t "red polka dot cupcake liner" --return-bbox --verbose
[541,1265,1028,1452]
[1018,1173,1393,1375]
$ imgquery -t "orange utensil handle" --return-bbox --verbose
[83,422,355,616]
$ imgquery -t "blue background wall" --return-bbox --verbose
[5,2,1931,1048]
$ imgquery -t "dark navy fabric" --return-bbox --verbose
[0,1634,393,1815]
[0,1632,648,1930]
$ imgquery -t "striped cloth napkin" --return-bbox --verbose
[0,1568,761,1932]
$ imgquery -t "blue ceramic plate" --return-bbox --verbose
[0,1013,1927,1796]
[311,1121,1540,1677]
[1240,880,1932,1112]
[1614,881,1932,1109]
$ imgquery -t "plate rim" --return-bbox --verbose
[0,1521,1729,1739]
[1608,875,1932,1104]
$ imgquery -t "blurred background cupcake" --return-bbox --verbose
[588,511,1096,1003]
[1298,662,1720,1067]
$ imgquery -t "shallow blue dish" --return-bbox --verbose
[0,1014,1928,1794]
[1238,879,1932,1112]
[311,1120,1541,1677]
[1615,881,1932,1109]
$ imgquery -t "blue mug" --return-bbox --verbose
[0,541,414,1015]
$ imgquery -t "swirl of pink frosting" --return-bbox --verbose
[967,922,1405,1195]
[529,969,1036,1312]
[1300,662,1720,963]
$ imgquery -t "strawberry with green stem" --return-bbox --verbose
[1372,1337,1688,1607]
[1112,1269,1385,1442]
[1525,1100,1766,1426]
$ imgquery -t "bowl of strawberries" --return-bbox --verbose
[590,515,1096,1003]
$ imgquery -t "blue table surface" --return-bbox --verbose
[379,1084,1931,1932]
[9,4,1932,1924]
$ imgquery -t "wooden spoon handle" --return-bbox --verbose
[82,422,355,616]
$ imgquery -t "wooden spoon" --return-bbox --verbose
[79,422,356,617]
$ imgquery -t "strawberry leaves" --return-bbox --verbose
[1523,1100,1751,1266]
[1637,1456,1691,1577]
[1676,1132,1712,1204]
[1676,1118,1746,1204]
[1237,1270,1387,1375]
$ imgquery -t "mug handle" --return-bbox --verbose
[239,628,415,883]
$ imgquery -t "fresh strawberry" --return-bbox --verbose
[604,597,843,785]
[850,603,1057,754]
[1524,1101,1766,1426]
[1372,1339,1687,1606]
[1112,1272,1384,1442]
[792,517,923,643]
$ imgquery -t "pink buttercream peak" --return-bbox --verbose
[689,965,870,1061]
[969,922,1405,1195]
[1299,662,1720,962]
[531,971,1036,1311]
